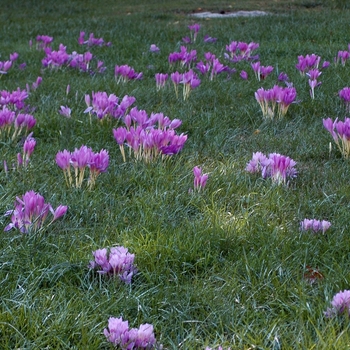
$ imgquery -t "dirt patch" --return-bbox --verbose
[190,10,270,18]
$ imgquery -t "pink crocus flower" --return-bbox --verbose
[155,73,168,90]
[193,166,208,191]
[149,44,160,53]
[59,105,71,118]
[240,70,248,80]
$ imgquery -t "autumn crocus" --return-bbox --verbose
[325,290,350,318]
[59,105,71,118]
[89,246,137,284]
[103,317,157,349]
[155,73,168,90]
[323,117,350,158]
[300,219,331,234]
[181,69,200,100]
[339,87,350,112]
[56,146,108,188]
[150,44,160,53]
[22,133,36,166]
[4,190,67,233]
[193,166,208,191]
[188,23,200,42]
[246,152,297,185]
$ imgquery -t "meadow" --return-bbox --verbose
[2,0,350,349]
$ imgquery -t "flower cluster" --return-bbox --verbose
[113,108,186,162]
[338,87,350,112]
[246,152,297,185]
[115,65,143,83]
[0,88,29,110]
[255,85,297,119]
[188,23,200,42]
[224,41,259,62]
[56,145,109,188]
[325,290,350,318]
[168,46,197,67]
[84,92,136,121]
[0,52,19,76]
[251,61,274,81]
[196,53,228,81]
[155,73,168,90]
[89,246,137,284]
[323,117,350,158]
[306,69,322,99]
[295,53,329,75]
[335,45,350,66]
[3,133,36,173]
[0,107,36,139]
[104,317,156,349]
[193,166,208,191]
[300,219,331,234]
[42,44,105,73]
[4,190,67,233]
[36,35,54,50]
[78,31,111,47]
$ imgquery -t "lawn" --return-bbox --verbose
[1,0,350,349]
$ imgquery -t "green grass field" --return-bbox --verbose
[1,0,350,349]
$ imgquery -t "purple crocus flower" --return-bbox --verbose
[149,44,160,53]
[193,166,208,191]
[155,73,168,90]
[4,190,67,233]
[325,290,350,318]
[59,105,71,118]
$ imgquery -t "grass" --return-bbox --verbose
[1,0,350,349]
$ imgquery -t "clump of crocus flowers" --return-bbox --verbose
[89,246,137,284]
[300,219,331,234]
[251,61,274,81]
[4,190,67,233]
[113,108,186,162]
[56,145,109,189]
[338,87,350,112]
[104,317,157,349]
[114,64,143,83]
[295,53,329,75]
[84,92,136,121]
[41,43,105,73]
[0,88,29,111]
[78,31,111,47]
[335,50,350,66]
[168,46,197,67]
[169,70,201,100]
[36,35,54,50]
[0,106,36,140]
[325,290,350,318]
[224,41,259,62]
[193,166,208,192]
[255,85,297,119]
[246,151,297,185]
[323,117,350,158]
[196,53,228,81]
